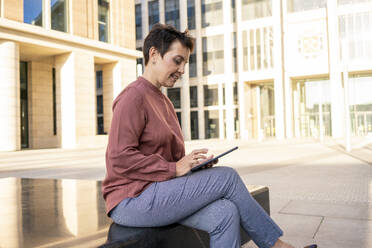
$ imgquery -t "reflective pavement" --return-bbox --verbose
[0,178,111,248]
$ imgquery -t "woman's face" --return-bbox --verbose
[151,40,190,88]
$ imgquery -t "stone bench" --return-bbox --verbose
[99,185,270,248]
[0,177,269,248]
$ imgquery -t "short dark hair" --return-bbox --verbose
[143,23,195,65]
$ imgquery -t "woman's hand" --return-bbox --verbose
[176,149,208,177]
[198,155,218,170]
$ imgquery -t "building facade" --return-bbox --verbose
[135,0,372,141]
[0,0,141,151]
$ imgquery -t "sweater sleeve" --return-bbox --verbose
[107,87,176,182]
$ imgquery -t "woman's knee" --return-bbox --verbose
[208,199,240,234]
[213,166,240,181]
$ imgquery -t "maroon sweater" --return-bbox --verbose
[102,77,185,215]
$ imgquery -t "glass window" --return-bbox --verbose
[187,0,196,29]
[135,4,142,40]
[148,0,159,31]
[176,112,182,127]
[24,0,43,26]
[292,79,332,138]
[256,29,261,70]
[348,74,372,136]
[233,82,238,105]
[231,0,236,23]
[52,68,57,135]
[234,108,240,138]
[242,30,248,71]
[244,27,273,71]
[168,88,181,109]
[202,35,224,75]
[232,32,237,73]
[201,0,223,28]
[189,45,197,77]
[191,111,199,139]
[287,0,326,12]
[51,0,67,32]
[96,71,105,135]
[250,30,255,70]
[20,62,29,148]
[222,84,225,105]
[98,0,110,42]
[204,84,218,106]
[165,0,180,30]
[339,12,372,62]
[242,0,272,21]
[190,86,198,108]
[204,110,219,138]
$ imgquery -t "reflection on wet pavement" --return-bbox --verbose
[0,178,111,248]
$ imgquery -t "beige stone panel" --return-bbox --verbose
[122,0,136,49]
[102,63,115,135]
[74,53,95,144]
[0,41,20,151]
[100,58,137,135]
[120,57,137,89]
[28,58,58,149]
[86,0,95,39]
[72,0,89,38]
[110,0,135,49]
[3,0,23,22]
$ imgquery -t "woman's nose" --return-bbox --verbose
[178,64,185,74]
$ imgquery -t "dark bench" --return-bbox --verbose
[0,177,269,248]
[99,185,270,248]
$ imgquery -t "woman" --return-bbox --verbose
[102,24,316,248]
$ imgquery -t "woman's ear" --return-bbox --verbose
[149,47,159,65]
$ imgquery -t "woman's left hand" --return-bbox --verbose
[197,155,218,170]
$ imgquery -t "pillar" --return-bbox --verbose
[273,0,285,139]
[327,0,344,138]
[180,0,191,140]
[0,41,20,151]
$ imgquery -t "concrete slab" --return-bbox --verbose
[316,217,372,248]
[269,197,292,214]
[271,213,322,238]
[281,200,372,220]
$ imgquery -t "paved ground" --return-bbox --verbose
[1,137,371,248]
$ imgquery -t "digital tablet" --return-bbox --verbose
[190,146,238,172]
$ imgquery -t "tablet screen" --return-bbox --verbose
[190,146,238,172]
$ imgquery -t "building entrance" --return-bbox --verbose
[292,78,332,138]
[248,82,275,139]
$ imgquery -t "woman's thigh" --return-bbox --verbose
[110,166,239,227]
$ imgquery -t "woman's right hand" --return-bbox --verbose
[176,149,208,177]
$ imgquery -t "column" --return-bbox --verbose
[43,0,51,30]
[159,0,165,24]
[180,0,191,140]
[0,41,20,151]
[55,52,95,148]
[282,0,293,138]
[272,0,285,139]
[223,0,235,140]
[55,53,77,148]
[236,0,247,139]
[327,0,343,138]
[142,0,149,37]
[195,0,205,139]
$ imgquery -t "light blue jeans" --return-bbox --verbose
[110,167,283,248]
